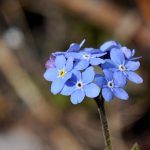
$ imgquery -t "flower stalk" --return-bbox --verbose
[95,95,113,150]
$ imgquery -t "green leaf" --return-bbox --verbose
[131,143,140,150]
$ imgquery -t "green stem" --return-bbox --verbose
[95,95,113,150]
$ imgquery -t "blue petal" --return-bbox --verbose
[113,71,127,87]
[126,71,143,84]
[65,52,79,59]
[113,88,129,100]
[43,68,58,81]
[74,60,89,70]
[83,48,94,52]
[71,90,85,104]
[67,43,80,52]
[72,70,81,81]
[103,69,113,81]
[52,52,66,57]
[67,52,83,59]
[61,85,75,96]
[51,78,64,94]
[125,61,140,71]
[110,48,125,65]
[63,72,72,82]
[101,59,116,70]
[121,47,132,59]
[84,83,100,98]
[65,57,74,71]
[102,88,113,101]
[55,55,66,69]
[80,39,86,47]
[100,41,118,52]
[72,52,83,59]
[130,56,142,61]
[90,58,105,65]
[95,74,107,87]
[87,49,104,54]
[65,73,77,86]
[92,53,106,58]
[131,49,135,56]
[82,66,95,84]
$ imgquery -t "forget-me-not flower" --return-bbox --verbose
[44,55,73,94]
[95,69,128,101]
[110,48,143,84]
[102,48,143,84]
[61,67,100,104]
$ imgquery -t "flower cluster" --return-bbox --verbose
[44,40,143,104]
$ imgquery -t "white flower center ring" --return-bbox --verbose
[119,64,126,72]
[83,54,91,60]
[76,81,84,89]
[107,80,114,89]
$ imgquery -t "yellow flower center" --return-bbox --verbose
[59,69,65,78]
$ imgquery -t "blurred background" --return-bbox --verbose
[0,0,150,150]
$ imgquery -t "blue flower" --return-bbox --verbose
[72,51,106,70]
[95,70,129,101]
[111,48,143,84]
[44,55,73,94]
[102,48,143,84]
[61,67,100,104]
